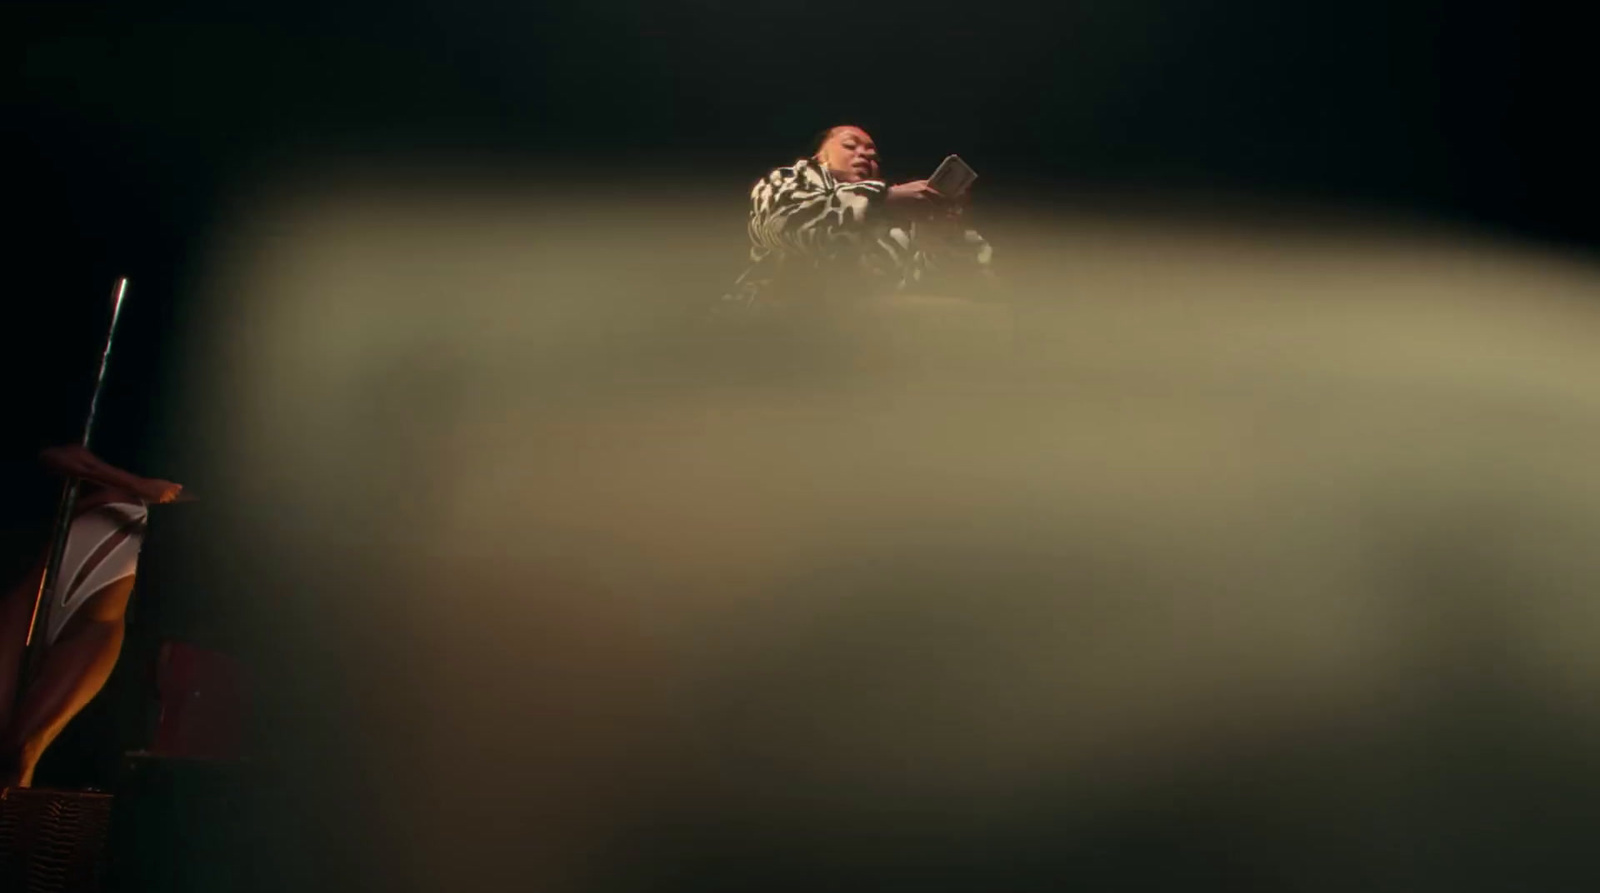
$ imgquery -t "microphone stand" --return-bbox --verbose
[11,278,131,718]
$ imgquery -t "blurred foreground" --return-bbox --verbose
[170,174,1600,891]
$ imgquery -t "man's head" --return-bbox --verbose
[813,125,880,183]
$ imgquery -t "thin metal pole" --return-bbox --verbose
[14,278,131,699]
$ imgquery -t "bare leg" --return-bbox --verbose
[0,560,46,741]
[1,577,134,788]
[0,451,184,790]
[0,485,140,737]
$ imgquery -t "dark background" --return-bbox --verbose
[1,0,1595,855]
[3,0,1592,485]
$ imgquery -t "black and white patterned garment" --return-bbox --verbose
[722,157,994,312]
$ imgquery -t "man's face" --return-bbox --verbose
[816,126,881,182]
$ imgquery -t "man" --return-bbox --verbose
[722,125,995,315]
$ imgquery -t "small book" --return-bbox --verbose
[928,154,978,197]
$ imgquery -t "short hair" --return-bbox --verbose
[809,125,844,156]
[809,124,877,156]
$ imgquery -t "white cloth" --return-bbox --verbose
[49,501,148,645]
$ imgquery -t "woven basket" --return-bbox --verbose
[0,789,113,893]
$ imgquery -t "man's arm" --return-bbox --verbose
[39,445,184,504]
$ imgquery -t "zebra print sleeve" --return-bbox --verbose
[748,160,889,263]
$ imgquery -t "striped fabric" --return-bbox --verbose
[723,158,994,312]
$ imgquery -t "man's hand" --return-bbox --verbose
[141,480,186,504]
[888,180,946,207]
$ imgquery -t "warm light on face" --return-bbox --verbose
[816,125,881,182]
